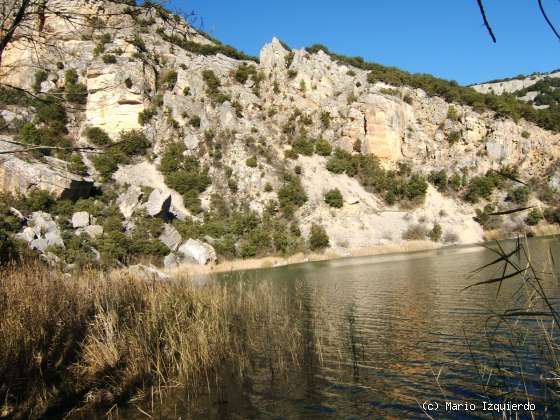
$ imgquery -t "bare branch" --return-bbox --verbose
[538,0,560,41]
[476,0,497,43]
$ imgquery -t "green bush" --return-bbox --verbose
[84,127,111,146]
[160,143,210,213]
[162,70,178,90]
[429,223,442,242]
[320,111,331,128]
[33,70,48,93]
[102,54,117,64]
[278,176,307,213]
[309,224,329,251]
[68,153,88,175]
[466,175,499,203]
[91,130,149,180]
[264,182,273,192]
[245,156,257,168]
[324,188,343,208]
[526,208,543,226]
[315,139,332,156]
[428,170,448,192]
[447,106,459,121]
[507,186,530,204]
[292,137,315,156]
[521,130,530,139]
[232,64,257,84]
[447,130,461,144]
[159,31,258,62]
[189,115,201,128]
[0,228,17,265]
[544,207,560,224]
[138,107,157,125]
[64,69,87,104]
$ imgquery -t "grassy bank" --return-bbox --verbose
[0,264,304,418]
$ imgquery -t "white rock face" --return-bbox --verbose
[178,239,217,265]
[0,140,93,199]
[81,225,104,239]
[117,186,143,219]
[159,224,182,251]
[146,189,172,217]
[72,212,90,228]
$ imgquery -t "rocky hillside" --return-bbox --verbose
[1,0,559,269]
[473,70,560,96]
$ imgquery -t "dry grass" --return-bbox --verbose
[0,264,304,418]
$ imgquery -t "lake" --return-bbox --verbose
[109,237,560,419]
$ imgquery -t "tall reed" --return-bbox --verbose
[0,264,304,418]
[465,236,560,417]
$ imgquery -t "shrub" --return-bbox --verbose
[324,189,343,208]
[309,224,329,251]
[544,207,560,224]
[161,70,178,90]
[160,143,210,212]
[232,64,257,84]
[507,186,530,204]
[292,137,314,156]
[521,130,530,139]
[526,209,543,226]
[466,176,496,203]
[264,182,273,192]
[447,105,459,121]
[315,139,332,156]
[68,153,88,175]
[428,170,448,192]
[189,115,201,128]
[447,130,461,144]
[138,107,157,125]
[0,228,17,265]
[84,127,111,146]
[402,224,427,240]
[405,174,428,201]
[320,111,331,128]
[403,94,413,105]
[353,139,362,153]
[64,69,87,104]
[102,54,117,64]
[33,70,48,93]
[278,176,307,213]
[429,223,442,242]
[243,156,257,168]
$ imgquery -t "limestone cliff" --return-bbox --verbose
[1,0,559,266]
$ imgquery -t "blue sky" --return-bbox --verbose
[166,0,559,86]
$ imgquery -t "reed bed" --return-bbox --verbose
[0,264,304,419]
[464,237,560,418]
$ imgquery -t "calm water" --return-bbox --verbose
[118,237,560,419]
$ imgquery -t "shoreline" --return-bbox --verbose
[166,228,560,277]
[166,240,452,277]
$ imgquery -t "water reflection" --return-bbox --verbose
[103,237,560,419]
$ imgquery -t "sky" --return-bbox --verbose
[164,0,560,86]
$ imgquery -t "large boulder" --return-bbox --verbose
[178,239,217,266]
[128,264,171,281]
[163,253,180,269]
[159,224,182,251]
[79,224,104,239]
[146,189,172,217]
[117,186,143,219]
[71,211,91,228]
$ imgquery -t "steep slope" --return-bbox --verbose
[1,0,559,268]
